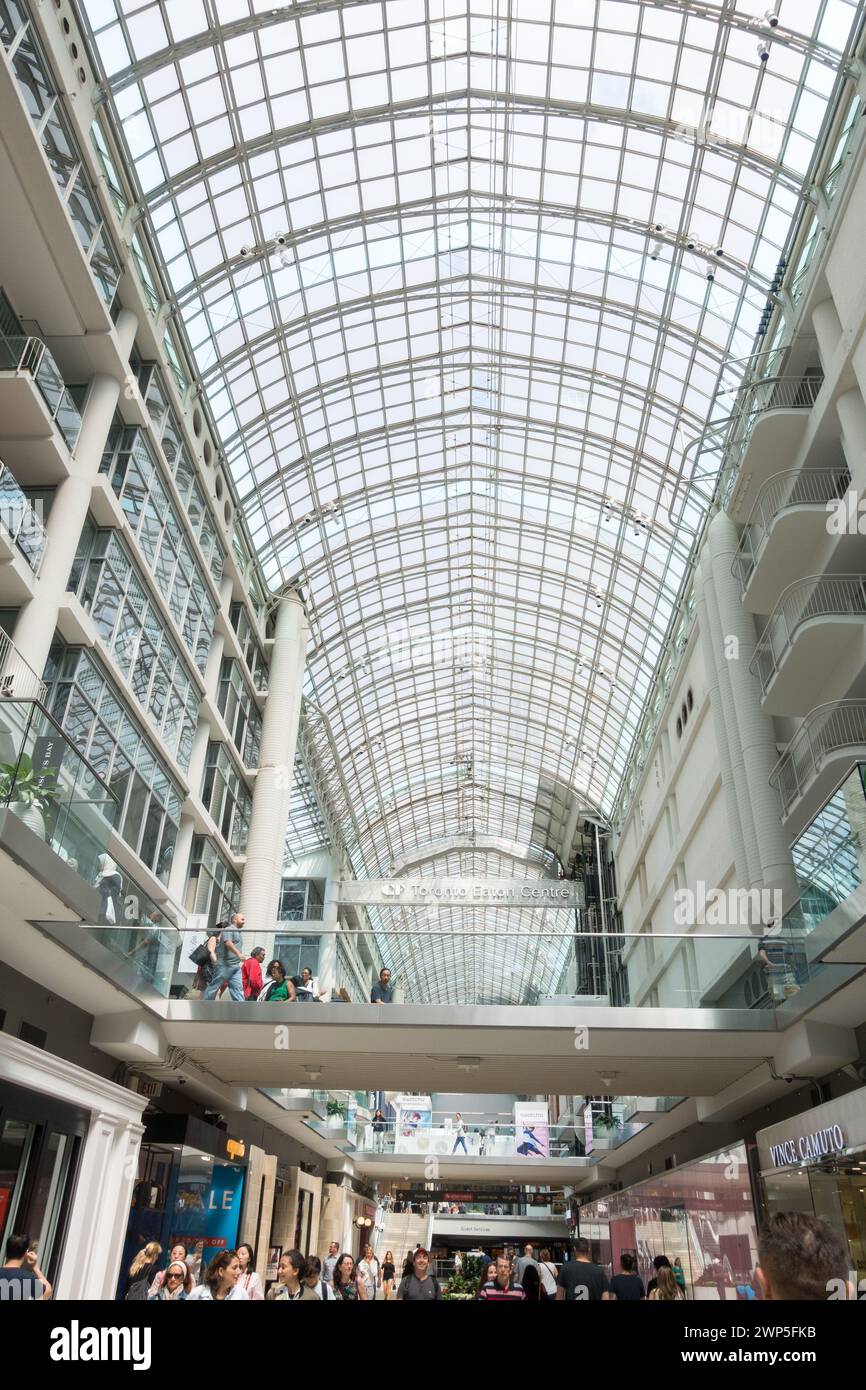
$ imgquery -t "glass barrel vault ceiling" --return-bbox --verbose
[79,0,862,1002]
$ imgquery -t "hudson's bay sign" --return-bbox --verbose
[335,878,584,908]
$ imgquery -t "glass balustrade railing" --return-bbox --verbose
[0,460,47,570]
[0,334,82,450]
[303,1115,591,1159]
[0,697,181,996]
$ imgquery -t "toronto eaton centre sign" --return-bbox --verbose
[335,878,583,908]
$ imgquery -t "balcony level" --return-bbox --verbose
[722,371,831,520]
[0,332,82,481]
[771,702,866,839]
[751,575,866,715]
[733,467,857,613]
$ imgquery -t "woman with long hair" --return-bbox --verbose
[476,1260,497,1298]
[187,1249,250,1300]
[381,1249,396,1301]
[124,1241,162,1298]
[332,1252,368,1301]
[257,959,296,1002]
[522,1264,542,1301]
[537,1247,558,1301]
[236,1242,264,1300]
[649,1266,685,1301]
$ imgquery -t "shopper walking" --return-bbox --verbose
[477,1255,526,1301]
[514,1243,538,1282]
[610,1252,645,1301]
[124,1241,162,1300]
[187,1250,250,1300]
[203,914,245,1001]
[242,947,266,1000]
[648,1267,684,1301]
[538,1248,558,1300]
[381,1250,396,1301]
[556,1239,610,1301]
[332,1252,368,1301]
[476,1261,497,1298]
[396,1247,442,1300]
[646,1254,672,1297]
[236,1243,265,1300]
[304,1255,335,1301]
[452,1112,468,1154]
[257,959,296,1002]
[148,1260,190,1300]
[0,1233,52,1300]
[673,1256,687,1297]
[357,1243,381,1302]
[370,967,393,1003]
[148,1243,190,1297]
[322,1241,340,1288]
[267,1250,319,1300]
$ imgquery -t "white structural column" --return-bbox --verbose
[239,592,309,945]
[700,547,762,889]
[317,853,342,998]
[812,297,843,370]
[694,556,749,888]
[707,513,799,908]
[836,386,866,492]
[13,309,138,678]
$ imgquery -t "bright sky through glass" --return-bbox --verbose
[81,0,861,1001]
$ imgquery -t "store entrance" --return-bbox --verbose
[0,1080,87,1286]
[764,1158,866,1284]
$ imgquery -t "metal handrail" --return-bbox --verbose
[770,701,866,818]
[718,372,824,506]
[732,467,851,590]
[0,332,82,449]
[751,575,866,695]
[0,461,48,573]
[0,633,47,703]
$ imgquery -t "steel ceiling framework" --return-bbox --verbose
[78,0,862,1001]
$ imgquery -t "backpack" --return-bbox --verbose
[125,1277,150,1301]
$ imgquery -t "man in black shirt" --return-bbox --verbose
[610,1251,645,1300]
[556,1238,610,1301]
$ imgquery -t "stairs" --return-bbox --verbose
[374,1208,432,1267]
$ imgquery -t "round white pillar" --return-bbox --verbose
[836,387,866,492]
[811,297,843,372]
[707,512,799,908]
[239,592,309,947]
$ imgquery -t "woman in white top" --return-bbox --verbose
[187,1250,250,1301]
[538,1247,558,1300]
[297,966,328,1001]
[357,1244,380,1302]
[236,1243,265,1300]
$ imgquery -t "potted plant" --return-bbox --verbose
[0,755,60,839]
[443,1255,483,1301]
[326,1098,347,1130]
[594,1110,622,1133]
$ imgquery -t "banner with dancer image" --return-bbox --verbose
[514,1102,549,1158]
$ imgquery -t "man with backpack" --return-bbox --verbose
[395,1248,442,1301]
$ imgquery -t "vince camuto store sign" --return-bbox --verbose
[757,1086,866,1172]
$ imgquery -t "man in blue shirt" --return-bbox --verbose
[203,912,246,1001]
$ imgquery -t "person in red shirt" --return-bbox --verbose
[242,946,266,1000]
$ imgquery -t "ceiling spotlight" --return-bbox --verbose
[653,222,666,233]
[763,8,780,27]
[757,39,771,62]
[650,240,664,261]
[686,236,697,251]
[275,233,289,246]
[706,266,716,282]
[239,244,253,258]
[714,247,724,258]
[304,1064,322,1081]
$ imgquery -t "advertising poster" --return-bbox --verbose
[514,1102,549,1157]
[394,1097,433,1153]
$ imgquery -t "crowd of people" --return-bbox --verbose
[188,915,395,1006]
[0,1211,852,1302]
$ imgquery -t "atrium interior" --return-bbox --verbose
[1,0,866,1306]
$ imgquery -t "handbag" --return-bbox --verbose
[189,941,211,967]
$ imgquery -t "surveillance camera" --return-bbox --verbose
[757,40,771,61]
